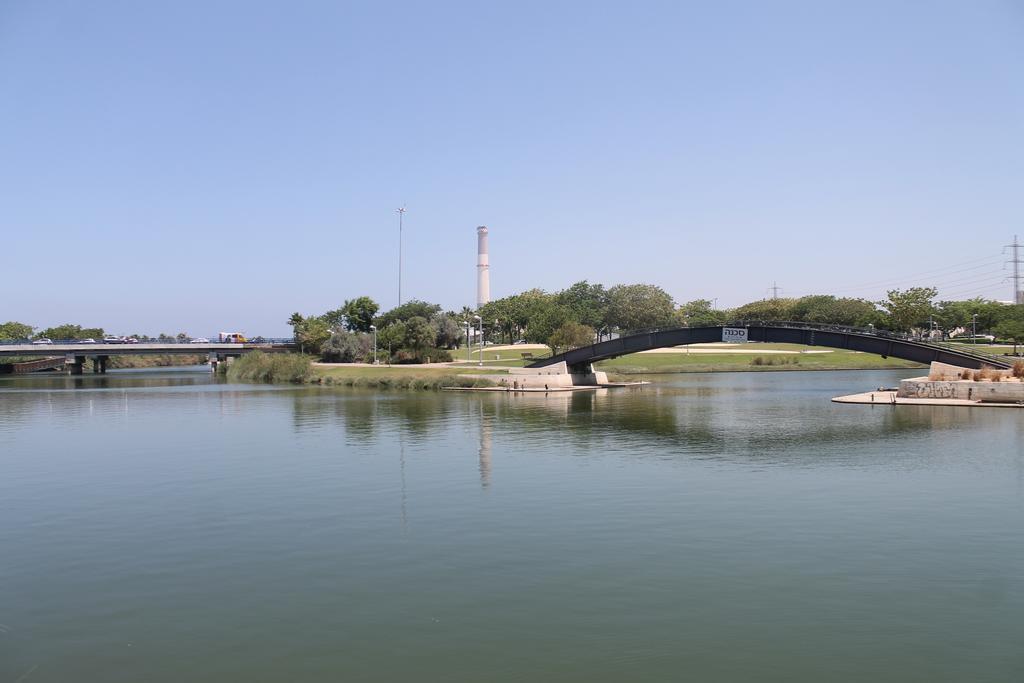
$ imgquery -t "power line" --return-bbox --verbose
[396,207,406,306]
[831,258,1003,295]
[936,276,1009,299]
[1006,235,1023,304]
[832,253,1000,289]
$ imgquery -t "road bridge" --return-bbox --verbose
[0,341,296,374]
[527,323,1014,374]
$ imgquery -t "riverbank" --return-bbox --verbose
[108,354,206,369]
[596,344,924,374]
[229,344,929,390]
[313,364,498,390]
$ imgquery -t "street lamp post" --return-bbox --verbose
[396,207,405,306]
[463,321,471,362]
[971,314,977,345]
[370,324,377,364]
[473,315,483,367]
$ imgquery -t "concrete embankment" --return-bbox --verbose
[834,362,1024,408]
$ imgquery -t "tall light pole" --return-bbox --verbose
[463,320,471,362]
[971,314,977,345]
[370,324,377,364]
[396,207,406,306]
[474,315,483,367]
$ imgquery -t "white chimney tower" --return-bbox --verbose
[476,226,490,308]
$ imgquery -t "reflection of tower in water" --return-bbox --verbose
[478,404,492,488]
[399,434,407,531]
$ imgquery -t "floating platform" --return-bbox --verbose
[833,390,1024,408]
[443,381,648,393]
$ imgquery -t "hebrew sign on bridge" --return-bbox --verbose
[722,327,748,343]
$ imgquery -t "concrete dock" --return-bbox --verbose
[833,390,1024,408]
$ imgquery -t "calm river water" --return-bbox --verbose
[1,368,1022,682]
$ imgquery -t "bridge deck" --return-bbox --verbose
[0,343,295,358]
[528,325,1014,372]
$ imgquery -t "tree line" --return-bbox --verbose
[5,284,1023,361]
[0,322,193,343]
[285,283,1024,364]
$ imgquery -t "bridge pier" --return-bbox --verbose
[506,361,611,388]
[68,355,86,375]
[92,356,108,373]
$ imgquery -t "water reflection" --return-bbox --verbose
[479,402,491,488]
[3,369,1024,682]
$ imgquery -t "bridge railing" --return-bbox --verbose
[618,320,909,340]
[0,337,296,346]
[601,321,1016,364]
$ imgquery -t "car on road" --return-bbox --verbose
[103,335,125,344]
[190,337,210,344]
[78,338,97,344]
[32,338,53,345]
[125,337,139,344]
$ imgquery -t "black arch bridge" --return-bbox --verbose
[527,324,1013,374]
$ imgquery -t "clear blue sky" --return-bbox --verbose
[2,1,1022,336]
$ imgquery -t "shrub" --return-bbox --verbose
[979,366,997,381]
[1013,361,1024,379]
[318,373,493,390]
[320,329,371,363]
[227,351,314,383]
[548,321,596,354]
[390,348,453,364]
[750,355,799,367]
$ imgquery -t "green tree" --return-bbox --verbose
[321,329,372,362]
[294,316,331,355]
[0,321,34,340]
[935,298,1005,337]
[730,297,798,323]
[525,304,573,345]
[879,287,937,333]
[789,295,881,327]
[378,320,406,353]
[404,316,435,351]
[288,312,305,344]
[676,299,726,327]
[993,305,1024,353]
[606,284,675,333]
[321,307,346,329]
[341,296,380,332]
[375,300,442,328]
[548,321,595,354]
[556,281,608,330]
[432,314,462,349]
[479,297,517,343]
[38,324,104,340]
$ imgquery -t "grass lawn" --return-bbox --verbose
[451,358,536,368]
[597,348,924,374]
[312,363,505,389]
[314,364,508,380]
